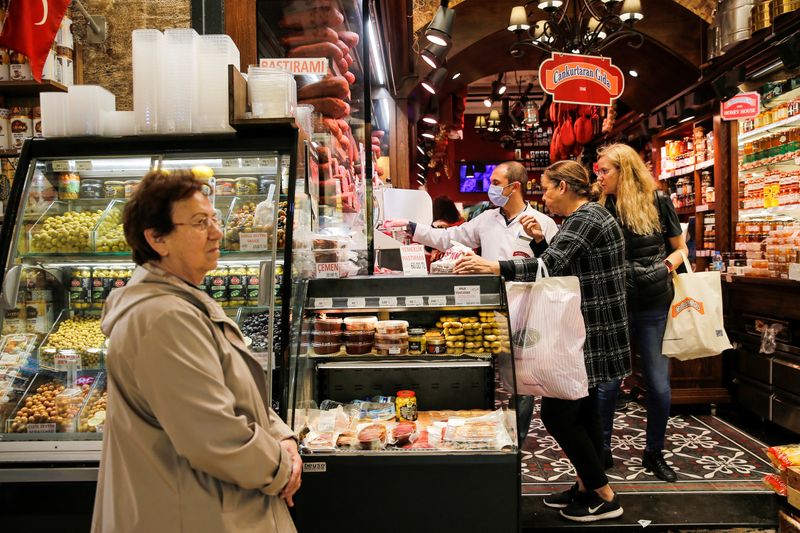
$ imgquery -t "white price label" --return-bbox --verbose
[52,160,69,171]
[316,263,340,279]
[27,423,57,433]
[314,298,333,309]
[239,233,270,252]
[454,286,481,306]
[54,351,81,370]
[347,297,366,308]
[379,296,398,307]
[400,244,428,276]
[429,296,447,306]
[76,160,93,171]
[405,296,424,307]
[696,204,709,212]
[242,158,259,168]
[261,157,279,174]
[222,158,239,168]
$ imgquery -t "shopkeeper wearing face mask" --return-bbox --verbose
[386,161,558,260]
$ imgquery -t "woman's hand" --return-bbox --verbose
[279,438,302,507]
[519,215,545,243]
[454,253,500,275]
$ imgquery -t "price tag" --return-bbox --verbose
[428,295,447,306]
[314,298,333,309]
[454,286,481,306]
[400,244,428,276]
[54,351,81,370]
[789,263,800,282]
[261,157,279,174]
[52,160,69,171]
[696,204,709,213]
[405,296,424,307]
[75,160,93,171]
[242,158,259,168]
[347,297,366,308]
[27,423,57,433]
[316,263,340,279]
[379,296,398,307]
[223,158,239,168]
[239,233,270,252]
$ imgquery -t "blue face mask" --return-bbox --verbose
[488,184,512,207]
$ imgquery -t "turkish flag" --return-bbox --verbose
[0,0,72,82]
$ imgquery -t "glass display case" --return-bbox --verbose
[0,128,304,469]
[286,275,520,532]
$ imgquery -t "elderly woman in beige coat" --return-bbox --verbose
[92,169,301,533]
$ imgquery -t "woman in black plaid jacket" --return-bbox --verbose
[455,160,630,523]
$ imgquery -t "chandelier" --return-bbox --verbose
[475,81,542,149]
[507,0,644,58]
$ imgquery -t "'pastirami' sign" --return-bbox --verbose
[538,52,625,107]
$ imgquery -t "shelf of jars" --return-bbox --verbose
[738,85,800,144]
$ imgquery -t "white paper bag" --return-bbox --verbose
[662,253,733,360]
[507,260,588,400]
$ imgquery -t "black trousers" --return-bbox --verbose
[540,388,608,491]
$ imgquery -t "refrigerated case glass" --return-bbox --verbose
[0,134,299,455]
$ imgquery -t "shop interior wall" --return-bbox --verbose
[424,113,515,206]
[69,1,192,111]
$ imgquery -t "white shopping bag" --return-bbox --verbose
[506,259,588,400]
[662,252,733,360]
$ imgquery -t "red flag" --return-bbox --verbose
[0,0,71,82]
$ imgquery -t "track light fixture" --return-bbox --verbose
[425,4,455,48]
[421,67,448,95]
[422,96,440,125]
[421,41,450,69]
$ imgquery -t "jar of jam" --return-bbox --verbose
[427,335,446,355]
[408,328,426,355]
[395,390,418,422]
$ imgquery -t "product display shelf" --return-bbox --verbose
[739,157,800,173]
[0,80,68,96]
[738,113,800,144]
[287,275,520,532]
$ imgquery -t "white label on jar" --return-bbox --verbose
[52,160,69,171]
[303,462,327,473]
[454,286,481,306]
[389,346,401,355]
[347,297,365,308]
[27,423,57,433]
[239,233,270,252]
[313,298,333,309]
[242,158,259,168]
[379,296,398,307]
[405,296,424,307]
[429,296,447,306]
[76,160,93,171]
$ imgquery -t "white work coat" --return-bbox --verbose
[413,203,559,260]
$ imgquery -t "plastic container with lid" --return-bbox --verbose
[408,328,427,355]
[427,336,447,354]
[343,330,374,343]
[375,320,409,335]
[236,177,258,196]
[216,178,235,196]
[104,180,125,198]
[344,338,373,355]
[314,317,343,332]
[79,179,102,199]
[375,332,408,356]
[313,331,342,344]
[344,316,377,331]
[312,341,341,355]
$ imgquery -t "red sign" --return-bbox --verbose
[721,92,761,121]
[538,53,625,107]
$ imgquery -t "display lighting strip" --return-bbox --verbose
[41,258,282,268]
[737,113,800,145]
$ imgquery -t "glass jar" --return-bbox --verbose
[236,177,258,196]
[427,335,446,355]
[216,178,235,196]
[124,179,140,198]
[58,172,80,200]
[79,179,102,199]
[395,390,418,422]
[104,180,125,198]
[408,328,426,355]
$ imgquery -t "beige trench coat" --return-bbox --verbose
[91,263,297,533]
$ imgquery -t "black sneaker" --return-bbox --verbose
[543,482,582,509]
[604,449,614,470]
[560,491,623,522]
[642,450,677,482]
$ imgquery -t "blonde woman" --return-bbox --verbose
[594,143,688,483]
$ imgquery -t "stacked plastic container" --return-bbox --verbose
[197,35,240,132]
[247,67,296,119]
[132,29,164,134]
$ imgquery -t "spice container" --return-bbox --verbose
[312,341,341,355]
[9,51,31,80]
[216,178,235,196]
[427,335,447,355]
[314,317,343,332]
[55,46,73,85]
[375,320,409,335]
[408,328,427,355]
[104,181,125,198]
[375,332,409,355]
[80,179,102,199]
[58,172,80,200]
[344,316,377,331]
[395,390,418,422]
[344,330,374,355]
[236,177,258,196]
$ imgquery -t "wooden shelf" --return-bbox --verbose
[676,206,696,216]
[0,79,68,96]
[0,149,20,158]
[695,203,715,213]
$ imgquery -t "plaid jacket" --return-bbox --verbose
[500,202,631,387]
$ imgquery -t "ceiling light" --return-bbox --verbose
[588,18,607,40]
[498,85,507,95]
[483,97,493,108]
[628,69,638,77]
[422,116,437,125]
[367,16,386,86]
[466,164,475,178]
[452,72,461,80]
[475,115,487,130]
[417,172,426,180]
[537,0,563,12]
[679,115,696,124]
[421,131,435,139]
[417,162,426,169]
[421,67,447,95]
[620,0,644,22]
[508,6,530,32]
[425,5,455,47]
[421,41,450,70]
[571,48,581,53]
[417,144,426,154]
[417,178,426,185]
